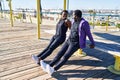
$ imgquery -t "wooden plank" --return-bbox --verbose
[102,72,120,80]
[0,35,36,43]
[12,70,46,80]
[95,47,120,57]
[0,35,35,44]
[81,59,114,79]
[0,49,42,60]
[0,42,48,56]
[0,40,41,50]
[0,44,44,56]
[0,67,42,80]
[0,56,34,72]
[31,54,94,80]
[0,63,37,77]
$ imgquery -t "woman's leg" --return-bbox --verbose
[37,36,55,57]
[40,37,65,60]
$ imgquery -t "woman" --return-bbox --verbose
[32,10,71,65]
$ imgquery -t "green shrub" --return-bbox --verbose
[100,22,110,26]
[116,24,120,31]
[95,22,100,26]
[116,24,120,28]
[89,22,93,25]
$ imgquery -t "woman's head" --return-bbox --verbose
[61,10,68,20]
[73,10,82,22]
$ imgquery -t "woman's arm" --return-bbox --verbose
[65,19,71,29]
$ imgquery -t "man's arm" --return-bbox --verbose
[83,21,95,48]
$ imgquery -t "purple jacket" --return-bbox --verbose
[73,18,95,49]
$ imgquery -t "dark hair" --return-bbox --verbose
[74,10,82,18]
[60,10,68,15]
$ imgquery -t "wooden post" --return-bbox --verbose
[64,0,67,10]
[106,16,109,31]
[37,0,41,39]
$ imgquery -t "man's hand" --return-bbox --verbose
[89,44,95,49]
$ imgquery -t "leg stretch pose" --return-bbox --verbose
[41,10,95,75]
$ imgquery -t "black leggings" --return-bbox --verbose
[37,36,65,60]
[49,40,79,70]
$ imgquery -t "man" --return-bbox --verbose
[32,10,71,66]
[41,10,95,75]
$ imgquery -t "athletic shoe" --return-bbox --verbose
[46,64,55,75]
[40,60,47,72]
[32,55,40,65]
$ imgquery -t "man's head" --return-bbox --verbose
[73,10,82,22]
[61,10,68,20]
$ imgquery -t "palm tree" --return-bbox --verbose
[92,10,96,28]
[88,10,96,28]
[88,10,93,21]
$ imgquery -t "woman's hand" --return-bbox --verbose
[65,19,71,29]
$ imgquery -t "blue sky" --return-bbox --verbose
[2,0,120,10]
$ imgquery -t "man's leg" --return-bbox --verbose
[54,44,79,71]
[49,41,69,67]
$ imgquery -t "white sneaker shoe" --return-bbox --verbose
[32,55,40,65]
[40,60,47,72]
[46,64,55,76]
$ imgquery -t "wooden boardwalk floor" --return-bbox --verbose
[0,18,120,80]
